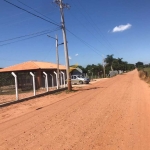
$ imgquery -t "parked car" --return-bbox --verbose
[71,75,90,84]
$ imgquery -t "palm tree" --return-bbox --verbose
[118,58,123,64]
[105,54,114,71]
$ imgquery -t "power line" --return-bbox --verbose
[17,0,59,25]
[3,0,60,27]
[3,0,107,59]
[66,29,104,56]
[0,28,60,47]
[0,44,55,62]
[75,0,112,44]
[68,11,107,54]
[0,28,60,43]
[72,0,117,55]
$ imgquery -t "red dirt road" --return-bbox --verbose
[0,70,150,150]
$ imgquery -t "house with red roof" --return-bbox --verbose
[0,61,66,89]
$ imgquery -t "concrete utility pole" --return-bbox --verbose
[103,58,106,78]
[54,0,72,91]
[47,34,64,89]
[55,35,60,89]
[102,55,106,78]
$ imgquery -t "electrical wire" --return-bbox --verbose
[77,0,113,46]
[72,0,117,55]
[68,11,106,54]
[0,28,60,43]
[0,28,60,47]
[3,0,107,58]
[68,13,104,50]
[3,0,60,27]
[66,29,104,56]
[14,1,106,57]
[17,0,59,25]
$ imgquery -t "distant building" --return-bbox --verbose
[70,67,83,75]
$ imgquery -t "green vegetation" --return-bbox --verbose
[75,54,135,78]
[65,89,78,93]
[0,73,14,87]
[143,68,150,76]
[136,62,150,83]
[105,54,114,71]
[136,62,150,71]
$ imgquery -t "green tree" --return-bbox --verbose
[136,61,144,68]
[85,64,103,77]
[112,59,119,70]
[105,54,114,71]
[78,65,87,74]
[118,58,123,64]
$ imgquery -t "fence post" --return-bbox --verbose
[51,73,54,88]
[11,72,19,100]
[60,72,63,88]
[30,72,36,96]
[43,72,48,92]
[61,71,65,87]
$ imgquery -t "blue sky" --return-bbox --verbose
[0,0,150,68]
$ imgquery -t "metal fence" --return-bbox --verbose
[88,74,108,80]
[0,73,16,104]
[108,70,123,77]
[0,70,124,105]
[0,71,66,105]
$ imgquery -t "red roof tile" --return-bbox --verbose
[0,61,66,72]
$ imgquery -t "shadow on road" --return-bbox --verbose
[74,87,107,92]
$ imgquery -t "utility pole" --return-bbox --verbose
[47,34,64,89]
[102,55,106,78]
[54,0,72,91]
[103,58,106,78]
[55,35,60,88]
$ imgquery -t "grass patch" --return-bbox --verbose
[0,91,16,95]
[65,89,78,94]
[0,88,34,95]
[53,91,64,95]
[138,68,150,84]
[52,89,78,95]
[143,68,150,76]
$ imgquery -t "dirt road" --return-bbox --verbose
[0,70,150,150]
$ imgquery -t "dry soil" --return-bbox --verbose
[0,70,150,150]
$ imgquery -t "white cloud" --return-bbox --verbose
[69,56,72,60]
[75,53,78,56]
[112,23,132,32]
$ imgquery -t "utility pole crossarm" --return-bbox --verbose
[53,0,70,9]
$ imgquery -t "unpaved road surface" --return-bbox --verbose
[0,70,150,150]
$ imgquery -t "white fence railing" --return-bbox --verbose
[109,70,123,77]
[0,71,66,105]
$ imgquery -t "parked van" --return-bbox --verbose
[71,75,90,84]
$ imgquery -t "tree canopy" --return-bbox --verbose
[70,54,135,77]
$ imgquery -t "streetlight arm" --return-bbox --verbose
[47,34,56,40]
[58,42,64,46]
[47,35,64,46]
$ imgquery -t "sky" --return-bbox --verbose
[0,0,150,68]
